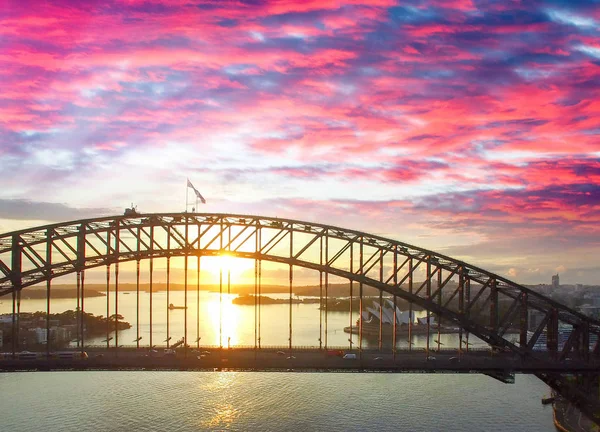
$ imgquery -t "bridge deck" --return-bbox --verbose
[1,349,597,374]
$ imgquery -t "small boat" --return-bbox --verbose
[168,303,187,310]
[541,396,555,405]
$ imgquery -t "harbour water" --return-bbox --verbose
[0,372,554,431]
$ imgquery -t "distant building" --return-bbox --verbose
[578,305,600,320]
[551,274,560,289]
[528,325,598,351]
[528,309,545,331]
[51,327,71,345]
[0,330,3,348]
[34,328,47,344]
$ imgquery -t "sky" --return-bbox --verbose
[1,0,599,285]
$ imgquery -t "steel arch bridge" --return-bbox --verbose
[1,213,599,422]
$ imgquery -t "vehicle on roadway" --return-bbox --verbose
[276,351,286,356]
[54,351,89,360]
[18,351,38,360]
[374,357,384,361]
[426,356,436,361]
[343,353,357,360]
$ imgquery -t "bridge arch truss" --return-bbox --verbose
[0,213,599,422]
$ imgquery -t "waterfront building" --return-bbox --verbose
[51,326,72,345]
[577,304,600,320]
[527,326,598,351]
[34,328,47,344]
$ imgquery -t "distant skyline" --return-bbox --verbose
[1,1,599,285]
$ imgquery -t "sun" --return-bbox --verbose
[198,254,254,284]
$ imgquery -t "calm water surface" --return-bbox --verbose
[0,372,554,431]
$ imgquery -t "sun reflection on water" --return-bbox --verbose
[198,373,241,429]
[208,293,239,347]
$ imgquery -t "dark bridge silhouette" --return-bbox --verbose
[1,213,599,423]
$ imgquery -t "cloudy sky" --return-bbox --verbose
[1,0,599,285]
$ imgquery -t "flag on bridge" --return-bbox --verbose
[187,179,206,204]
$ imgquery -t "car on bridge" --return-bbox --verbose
[18,351,38,360]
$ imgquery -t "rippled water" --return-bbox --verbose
[0,372,554,431]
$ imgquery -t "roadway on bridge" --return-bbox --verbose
[1,349,597,374]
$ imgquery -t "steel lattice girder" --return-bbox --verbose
[1,212,600,422]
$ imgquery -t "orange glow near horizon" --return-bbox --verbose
[209,254,255,284]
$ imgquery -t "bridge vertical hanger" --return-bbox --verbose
[149,224,154,349]
[258,225,262,350]
[319,235,323,350]
[219,219,223,349]
[114,220,120,352]
[437,267,442,352]
[393,245,397,358]
[408,257,413,352]
[184,215,189,357]
[80,270,86,353]
[349,240,353,352]
[77,223,86,352]
[196,219,201,350]
[136,225,141,350]
[378,249,383,352]
[465,277,470,353]
[289,223,293,353]
[227,224,231,349]
[46,228,53,358]
[105,264,110,350]
[254,228,258,350]
[11,234,22,357]
[324,230,329,350]
[166,224,171,349]
[426,255,431,357]
[458,267,464,356]
[76,271,80,349]
[359,237,363,355]
[105,228,111,350]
